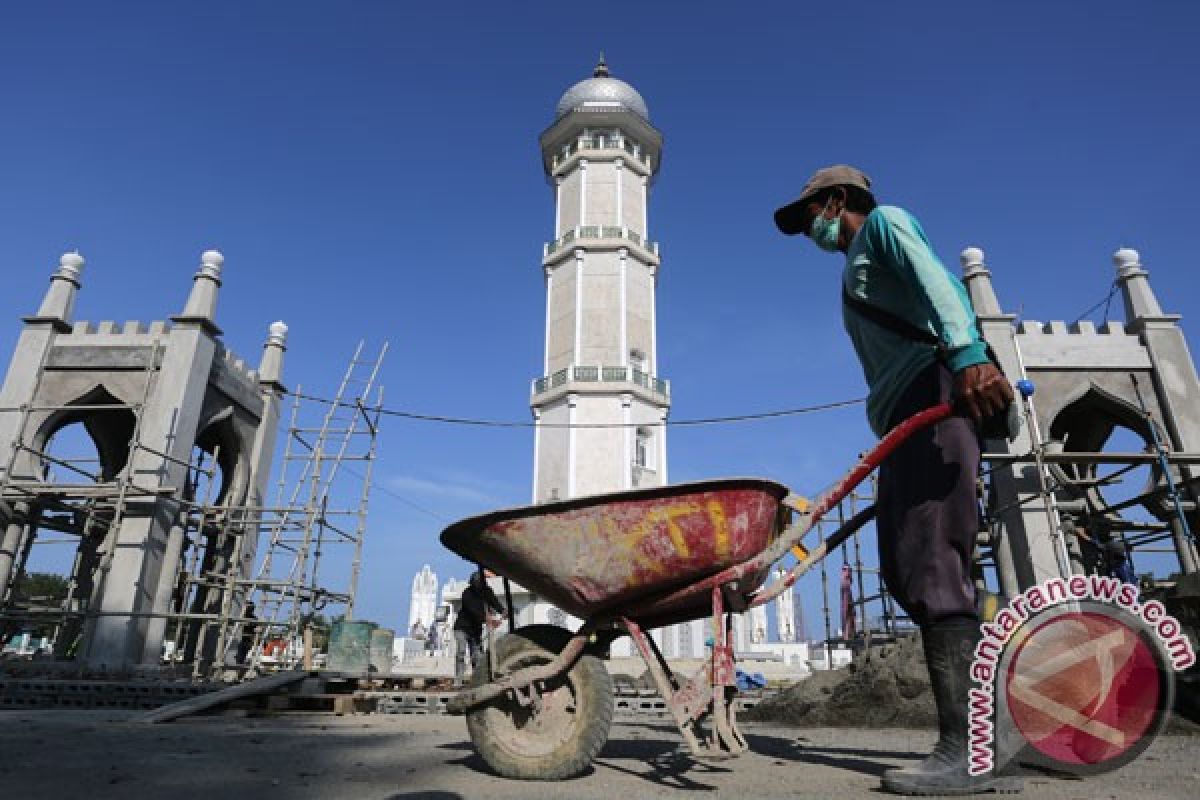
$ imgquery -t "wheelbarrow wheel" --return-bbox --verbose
[466,624,613,780]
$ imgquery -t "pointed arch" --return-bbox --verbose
[1048,381,1154,454]
[32,384,137,481]
[193,406,244,505]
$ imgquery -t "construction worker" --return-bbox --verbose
[775,166,1021,796]
[1104,538,1138,586]
[453,568,505,683]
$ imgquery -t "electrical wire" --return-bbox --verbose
[282,389,865,429]
[357,470,451,523]
[1070,281,1119,326]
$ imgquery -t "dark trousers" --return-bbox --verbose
[877,364,980,627]
[454,629,482,679]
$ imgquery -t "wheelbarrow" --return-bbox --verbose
[439,403,953,780]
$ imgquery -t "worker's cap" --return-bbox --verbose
[774,165,872,235]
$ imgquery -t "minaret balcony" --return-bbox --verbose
[531,364,670,403]
[543,226,659,263]
[550,136,653,175]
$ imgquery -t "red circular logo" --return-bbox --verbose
[1004,609,1166,770]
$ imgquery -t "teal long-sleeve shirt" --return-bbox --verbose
[842,206,988,436]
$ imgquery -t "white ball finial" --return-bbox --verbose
[57,251,85,280]
[268,320,288,345]
[201,249,224,268]
[1113,247,1141,271]
[960,246,985,270]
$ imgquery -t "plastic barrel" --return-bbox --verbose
[369,628,395,674]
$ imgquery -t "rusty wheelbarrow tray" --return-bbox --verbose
[440,403,953,779]
[440,477,791,625]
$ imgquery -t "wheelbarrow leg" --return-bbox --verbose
[623,618,709,757]
[710,586,748,756]
[621,585,750,762]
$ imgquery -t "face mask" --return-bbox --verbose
[809,203,842,253]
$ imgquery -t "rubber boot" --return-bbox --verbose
[881,620,1023,796]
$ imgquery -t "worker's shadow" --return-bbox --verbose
[745,731,925,778]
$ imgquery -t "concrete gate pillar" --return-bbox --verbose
[82,252,224,668]
[0,248,287,671]
[960,247,1064,596]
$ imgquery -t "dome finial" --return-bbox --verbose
[593,52,609,78]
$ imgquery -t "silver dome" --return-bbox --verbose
[554,58,649,120]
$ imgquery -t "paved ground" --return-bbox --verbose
[1,711,1197,799]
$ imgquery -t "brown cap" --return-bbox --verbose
[774,164,872,235]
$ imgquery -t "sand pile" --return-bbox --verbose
[746,633,936,728]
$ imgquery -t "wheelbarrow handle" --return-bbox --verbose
[745,401,954,608]
[622,403,956,620]
[808,401,955,524]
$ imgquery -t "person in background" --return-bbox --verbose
[1105,538,1138,585]
[840,563,857,641]
[236,602,258,665]
[454,568,505,682]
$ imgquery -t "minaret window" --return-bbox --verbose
[635,427,655,470]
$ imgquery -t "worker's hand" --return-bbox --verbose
[953,362,1014,426]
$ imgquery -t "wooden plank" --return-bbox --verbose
[137,670,309,724]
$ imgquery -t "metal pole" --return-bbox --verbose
[817,518,833,669]
[1011,334,1074,580]
[1131,374,1198,573]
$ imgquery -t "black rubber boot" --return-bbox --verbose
[881,620,1023,796]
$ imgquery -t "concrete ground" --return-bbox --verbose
[1,711,1196,799]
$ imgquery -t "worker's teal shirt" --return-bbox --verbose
[842,206,988,436]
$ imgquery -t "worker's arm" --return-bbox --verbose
[863,209,1013,422]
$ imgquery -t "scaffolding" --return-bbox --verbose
[808,475,905,666]
[237,341,387,673]
[0,341,387,681]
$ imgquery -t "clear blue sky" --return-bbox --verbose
[2,1,1197,637]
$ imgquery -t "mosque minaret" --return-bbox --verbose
[425,59,811,671]
[530,56,670,502]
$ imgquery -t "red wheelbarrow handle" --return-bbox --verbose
[623,402,956,619]
[792,401,955,537]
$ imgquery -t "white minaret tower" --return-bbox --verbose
[531,56,670,502]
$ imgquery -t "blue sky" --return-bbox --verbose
[2,1,1197,637]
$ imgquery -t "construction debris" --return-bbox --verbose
[745,634,936,728]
